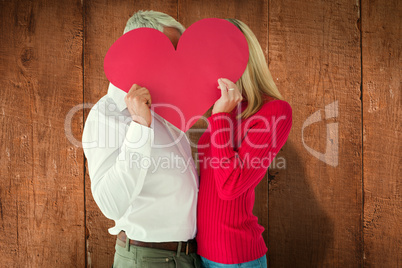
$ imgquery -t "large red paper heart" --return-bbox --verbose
[104,18,249,132]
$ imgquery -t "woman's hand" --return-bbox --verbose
[124,84,152,127]
[212,78,243,114]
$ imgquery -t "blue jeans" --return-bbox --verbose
[200,256,267,268]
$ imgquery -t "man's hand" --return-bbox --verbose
[124,84,152,127]
[212,78,243,114]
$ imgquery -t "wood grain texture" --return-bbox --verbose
[268,0,362,266]
[0,0,400,267]
[83,1,178,267]
[179,0,270,252]
[362,0,401,267]
[0,0,85,267]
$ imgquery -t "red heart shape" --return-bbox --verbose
[104,18,249,132]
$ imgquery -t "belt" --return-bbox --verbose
[117,231,197,254]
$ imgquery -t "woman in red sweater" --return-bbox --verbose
[196,19,292,267]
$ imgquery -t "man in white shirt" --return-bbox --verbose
[82,10,200,267]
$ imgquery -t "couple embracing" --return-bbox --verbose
[82,10,292,268]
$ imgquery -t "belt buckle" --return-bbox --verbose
[185,242,189,255]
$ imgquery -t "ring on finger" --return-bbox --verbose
[228,88,235,91]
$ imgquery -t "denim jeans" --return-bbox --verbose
[200,255,267,268]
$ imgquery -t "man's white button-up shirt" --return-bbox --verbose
[82,83,198,242]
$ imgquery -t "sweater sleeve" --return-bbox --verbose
[207,100,292,200]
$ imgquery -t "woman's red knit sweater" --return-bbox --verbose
[196,97,292,264]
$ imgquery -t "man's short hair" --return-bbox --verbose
[124,10,185,34]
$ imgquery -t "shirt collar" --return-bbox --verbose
[107,83,128,112]
[106,83,171,131]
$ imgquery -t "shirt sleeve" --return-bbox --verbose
[207,100,292,200]
[82,112,154,220]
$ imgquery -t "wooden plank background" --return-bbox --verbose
[267,0,363,266]
[0,0,85,267]
[0,0,400,267]
[361,0,401,267]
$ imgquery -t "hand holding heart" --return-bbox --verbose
[104,18,249,131]
[124,84,152,127]
[212,78,243,114]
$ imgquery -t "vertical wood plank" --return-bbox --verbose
[362,0,401,267]
[179,0,270,252]
[0,0,85,267]
[83,1,178,266]
[268,0,362,266]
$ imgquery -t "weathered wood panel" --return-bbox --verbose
[0,0,399,267]
[0,0,85,267]
[179,0,270,251]
[83,1,178,267]
[268,0,362,266]
[362,0,401,267]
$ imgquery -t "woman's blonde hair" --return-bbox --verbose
[227,19,284,119]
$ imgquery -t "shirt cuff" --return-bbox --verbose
[123,121,155,151]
